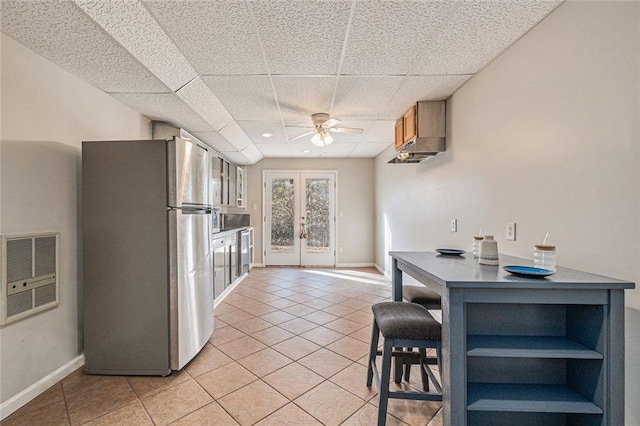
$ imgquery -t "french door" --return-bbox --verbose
[264,171,336,266]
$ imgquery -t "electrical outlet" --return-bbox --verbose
[339,247,344,253]
[450,219,457,233]
[506,222,516,241]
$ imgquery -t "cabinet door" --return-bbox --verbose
[213,245,225,298]
[228,163,237,207]
[211,156,222,205]
[394,118,404,150]
[221,160,229,205]
[403,105,417,143]
[236,167,244,208]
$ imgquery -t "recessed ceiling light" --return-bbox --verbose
[302,149,311,154]
[261,133,273,138]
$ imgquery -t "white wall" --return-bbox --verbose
[0,34,150,407]
[375,1,640,422]
[246,158,375,267]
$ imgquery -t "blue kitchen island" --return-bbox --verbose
[389,251,635,426]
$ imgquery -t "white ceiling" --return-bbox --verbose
[1,0,563,164]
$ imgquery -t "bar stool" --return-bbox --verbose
[403,285,441,310]
[397,286,442,385]
[366,302,442,426]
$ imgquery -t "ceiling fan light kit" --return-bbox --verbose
[311,131,334,147]
[287,112,364,146]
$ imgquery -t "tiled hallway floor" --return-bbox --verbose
[3,267,442,425]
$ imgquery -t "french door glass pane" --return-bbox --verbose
[271,178,295,253]
[305,178,330,254]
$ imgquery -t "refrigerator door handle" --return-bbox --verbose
[168,206,211,214]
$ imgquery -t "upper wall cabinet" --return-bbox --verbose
[212,157,239,207]
[393,101,445,151]
[403,105,417,144]
[394,104,418,150]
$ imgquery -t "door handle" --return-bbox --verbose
[300,217,307,239]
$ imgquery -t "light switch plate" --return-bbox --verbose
[450,219,457,233]
[506,222,516,241]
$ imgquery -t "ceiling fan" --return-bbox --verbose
[287,113,363,147]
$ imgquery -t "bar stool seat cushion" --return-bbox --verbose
[372,302,441,341]
[403,286,441,308]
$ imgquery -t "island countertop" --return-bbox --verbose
[390,251,635,291]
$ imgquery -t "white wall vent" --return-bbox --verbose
[1,233,59,325]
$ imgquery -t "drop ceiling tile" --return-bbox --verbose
[410,0,562,75]
[202,76,279,121]
[359,121,395,144]
[315,143,357,157]
[237,121,288,145]
[249,0,353,75]
[219,122,253,151]
[0,1,168,93]
[381,75,472,119]
[191,132,237,153]
[255,144,294,158]
[176,78,233,132]
[75,0,197,91]
[143,0,266,75]
[349,143,390,157]
[241,144,264,164]
[272,77,335,122]
[332,76,404,120]
[110,93,214,132]
[341,1,458,75]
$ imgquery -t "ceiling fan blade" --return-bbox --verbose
[285,125,315,129]
[289,130,315,141]
[328,127,363,134]
[323,118,340,128]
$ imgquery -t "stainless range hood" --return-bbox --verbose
[389,101,445,164]
[388,138,445,163]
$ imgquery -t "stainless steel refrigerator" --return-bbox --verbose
[83,137,214,375]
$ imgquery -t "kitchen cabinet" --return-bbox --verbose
[211,156,222,205]
[214,158,245,207]
[394,104,417,150]
[213,231,239,299]
[392,102,445,156]
[403,104,417,143]
[221,160,229,206]
[236,167,245,208]
[394,117,404,150]
[212,236,228,299]
[228,163,237,207]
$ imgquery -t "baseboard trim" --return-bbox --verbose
[335,263,375,268]
[374,263,391,280]
[0,354,85,420]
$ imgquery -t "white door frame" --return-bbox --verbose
[263,170,338,267]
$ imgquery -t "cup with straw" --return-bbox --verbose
[534,232,557,271]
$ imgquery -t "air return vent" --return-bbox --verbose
[2,233,58,325]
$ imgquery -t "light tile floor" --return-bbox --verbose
[2,267,442,425]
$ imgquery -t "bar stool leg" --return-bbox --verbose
[394,349,404,384]
[419,348,429,392]
[377,339,394,426]
[366,320,380,387]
